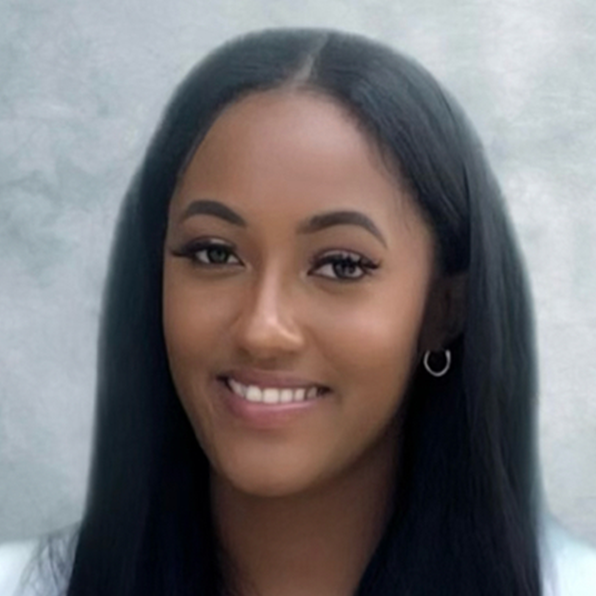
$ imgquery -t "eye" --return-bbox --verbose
[310,251,380,281]
[171,239,242,267]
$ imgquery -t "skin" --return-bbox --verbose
[163,90,463,596]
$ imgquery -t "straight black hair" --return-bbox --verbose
[34,28,543,596]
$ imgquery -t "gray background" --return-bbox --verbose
[1,0,595,545]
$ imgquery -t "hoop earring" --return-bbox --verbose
[423,349,451,377]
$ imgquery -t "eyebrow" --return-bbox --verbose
[297,210,387,247]
[179,199,386,247]
[179,199,247,226]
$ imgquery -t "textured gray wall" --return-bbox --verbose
[1,0,595,545]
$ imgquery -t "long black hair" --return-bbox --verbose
[37,28,544,596]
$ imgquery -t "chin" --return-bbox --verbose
[231,478,302,499]
[212,456,327,500]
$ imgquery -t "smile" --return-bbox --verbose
[223,377,328,404]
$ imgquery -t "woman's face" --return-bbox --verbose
[163,90,440,498]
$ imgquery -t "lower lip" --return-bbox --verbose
[216,379,328,428]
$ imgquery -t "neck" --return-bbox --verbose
[211,436,397,596]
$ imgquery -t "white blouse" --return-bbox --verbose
[1,518,595,595]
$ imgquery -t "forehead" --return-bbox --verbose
[170,89,426,238]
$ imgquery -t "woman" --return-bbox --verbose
[1,28,595,596]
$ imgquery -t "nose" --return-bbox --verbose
[233,269,305,361]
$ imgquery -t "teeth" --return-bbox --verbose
[263,388,280,404]
[226,379,324,404]
[246,385,263,403]
[229,378,246,398]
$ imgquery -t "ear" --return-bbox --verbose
[418,272,467,354]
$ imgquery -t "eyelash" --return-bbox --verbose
[171,240,380,281]
[171,240,242,267]
[309,251,380,281]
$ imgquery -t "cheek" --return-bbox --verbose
[162,278,205,411]
[163,288,203,369]
[161,269,233,441]
[313,286,427,401]
[162,268,234,365]
[162,269,231,446]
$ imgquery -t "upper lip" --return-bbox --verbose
[219,369,328,389]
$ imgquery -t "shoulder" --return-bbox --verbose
[0,524,79,596]
[542,516,596,596]
[0,538,39,596]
